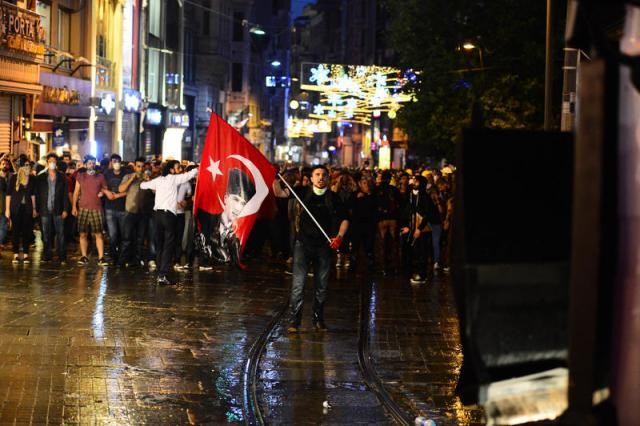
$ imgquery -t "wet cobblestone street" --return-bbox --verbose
[0,252,288,424]
[0,245,480,425]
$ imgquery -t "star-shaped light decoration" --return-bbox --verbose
[346,98,359,110]
[313,104,325,115]
[309,64,330,85]
[336,75,353,92]
[373,72,387,88]
[55,128,64,137]
[327,93,343,107]
[207,157,223,181]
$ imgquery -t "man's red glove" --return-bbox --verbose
[329,235,343,250]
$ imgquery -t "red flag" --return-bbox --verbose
[194,113,276,265]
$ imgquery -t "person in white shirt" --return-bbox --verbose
[140,160,198,285]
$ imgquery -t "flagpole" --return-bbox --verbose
[277,173,332,243]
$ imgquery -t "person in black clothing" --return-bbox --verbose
[374,170,402,275]
[34,153,70,263]
[273,165,349,332]
[400,175,435,284]
[350,174,376,270]
[333,171,356,268]
[4,155,36,263]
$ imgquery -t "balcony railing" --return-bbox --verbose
[43,51,74,72]
[96,56,114,89]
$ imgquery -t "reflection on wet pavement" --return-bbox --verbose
[257,269,484,425]
[0,249,481,424]
[368,275,484,425]
[257,272,392,424]
[0,258,287,424]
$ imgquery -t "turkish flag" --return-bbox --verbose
[194,113,276,265]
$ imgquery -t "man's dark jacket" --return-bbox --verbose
[34,171,70,216]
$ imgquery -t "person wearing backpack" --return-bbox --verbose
[273,165,349,332]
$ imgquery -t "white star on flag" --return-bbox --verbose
[207,157,223,181]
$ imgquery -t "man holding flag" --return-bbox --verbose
[273,165,349,332]
[194,113,276,269]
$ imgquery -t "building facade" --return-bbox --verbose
[0,0,46,158]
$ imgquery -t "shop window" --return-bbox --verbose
[36,1,51,46]
[148,50,160,102]
[58,8,71,52]
[233,12,244,42]
[149,0,161,37]
[231,63,243,92]
[184,31,195,84]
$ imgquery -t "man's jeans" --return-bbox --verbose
[0,215,7,245]
[289,240,331,326]
[106,209,127,263]
[123,212,148,265]
[40,214,66,259]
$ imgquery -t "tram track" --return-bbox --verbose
[358,278,412,425]
[242,300,289,426]
[242,274,412,425]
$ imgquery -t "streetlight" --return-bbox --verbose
[249,25,266,36]
[462,42,484,69]
[270,60,281,67]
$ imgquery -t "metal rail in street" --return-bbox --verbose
[242,300,289,426]
[242,275,412,425]
[357,279,412,426]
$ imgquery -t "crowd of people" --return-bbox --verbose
[268,162,454,285]
[0,151,454,287]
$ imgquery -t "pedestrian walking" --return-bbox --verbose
[273,165,349,332]
[140,160,198,285]
[400,175,433,284]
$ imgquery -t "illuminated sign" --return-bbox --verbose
[301,62,414,124]
[123,89,141,112]
[265,76,290,88]
[166,110,189,128]
[165,73,180,85]
[0,1,46,59]
[100,93,115,115]
[43,86,81,105]
[146,108,162,125]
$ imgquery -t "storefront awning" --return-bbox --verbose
[0,80,42,96]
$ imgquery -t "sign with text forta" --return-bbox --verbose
[0,1,46,61]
